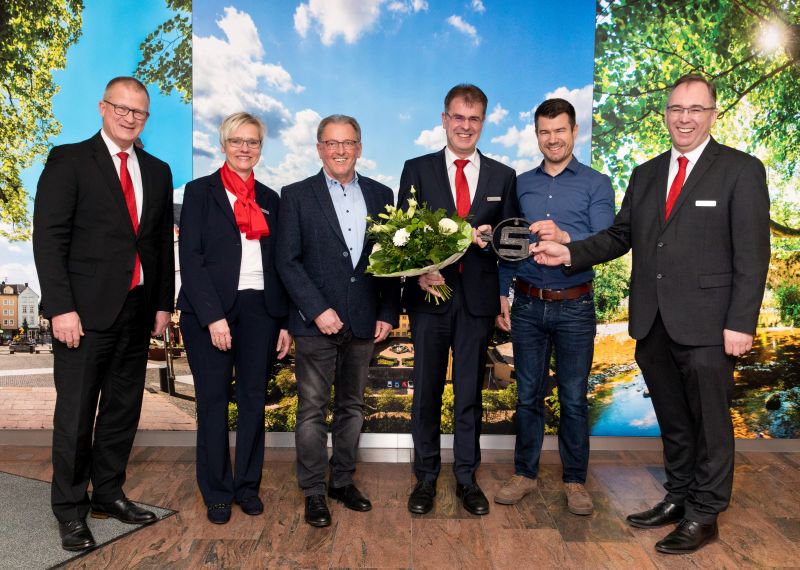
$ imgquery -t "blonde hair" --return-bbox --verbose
[218,112,266,146]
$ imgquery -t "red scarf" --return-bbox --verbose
[220,162,270,240]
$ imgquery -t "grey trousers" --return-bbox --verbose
[294,331,373,496]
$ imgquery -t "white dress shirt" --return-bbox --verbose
[666,135,711,199]
[445,146,480,207]
[224,190,265,290]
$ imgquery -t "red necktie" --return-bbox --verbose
[454,159,471,218]
[118,152,141,290]
[665,156,688,220]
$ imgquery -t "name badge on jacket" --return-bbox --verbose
[695,200,716,207]
[486,196,502,202]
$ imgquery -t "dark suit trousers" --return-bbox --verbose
[634,312,736,524]
[409,280,494,485]
[294,332,373,496]
[181,290,280,506]
[51,287,150,522]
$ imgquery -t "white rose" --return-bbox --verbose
[438,218,459,235]
[371,243,382,254]
[422,224,433,233]
[393,228,410,246]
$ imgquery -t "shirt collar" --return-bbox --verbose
[100,129,135,157]
[671,135,711,165]
[533,155,580,176]
[445,146,480,168]
[323,168,359,190]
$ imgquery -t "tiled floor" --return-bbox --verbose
[0,446,797,569]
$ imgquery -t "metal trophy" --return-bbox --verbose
[478,217,536,261]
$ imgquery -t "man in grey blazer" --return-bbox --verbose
[532,74,770,554]
[277,115,399,527]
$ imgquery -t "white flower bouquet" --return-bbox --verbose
[366,187,473,303]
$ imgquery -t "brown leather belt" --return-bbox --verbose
[514,279,592,301]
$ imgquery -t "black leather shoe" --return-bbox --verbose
[59,519,96,552]
[407,480,436,514]
[236,496,264,515]
[304,494,331,527]
[328,484,372,512]
[626,500,685,528]
[207,503,232,524]
[655,519,719,554]
[456,483,490,516]
[91,498,157,525]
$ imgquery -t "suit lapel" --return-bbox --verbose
[210,169,238,231]
[663,138,720,230]
[360,177,383,256]
[655,153,671,230]
[432,150,456,213]
[311,170,347,246]
[91,133,136,239]
[470,151,492,217]
[134,147,151,234]
[255,186,274,267]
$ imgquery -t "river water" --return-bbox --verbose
[587,327,800,438]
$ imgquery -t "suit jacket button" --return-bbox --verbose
[657,242,664,248]
[656,273,663,279]
[350,276,357,283]
[343,251,349,257]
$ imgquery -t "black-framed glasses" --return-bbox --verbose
[103,100,150,121]
[666,105,716,117]
[227,138,262,149]
[445,112,483,126]
[320,139,360,150]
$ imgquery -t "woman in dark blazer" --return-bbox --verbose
[177,112,290,524]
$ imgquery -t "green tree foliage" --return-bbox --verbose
[593,256,630,322]
[593,0,800,236]
[136,0,191,103]
[775,284,800,325]
[0,0,83,240]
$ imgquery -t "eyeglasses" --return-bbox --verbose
[320,139,360,150]
[227,138,262,149]
[666,105,716,117]
[103,100,150,121]
[445,112,483,126]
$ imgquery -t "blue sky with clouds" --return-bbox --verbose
[191,0,597,193]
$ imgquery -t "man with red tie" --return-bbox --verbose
[531,74,770,554]
[398,84,518,516]
[34,76,174,551]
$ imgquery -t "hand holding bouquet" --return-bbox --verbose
[366,187,473,304]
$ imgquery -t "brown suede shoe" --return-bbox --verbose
[565,482,593,515]
[494,474,538,505]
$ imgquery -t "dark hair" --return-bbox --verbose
[103,76,150,100]
[316,114,362,142]
[668,73,717,106]
[534,98,576,128]
[444,84,488,116]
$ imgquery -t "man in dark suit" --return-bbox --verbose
[398,84,518,516]
[277,115,399,527]
[33,77,174,551]
[532,74,770,554]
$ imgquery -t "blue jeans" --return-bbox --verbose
[511,291,596,483]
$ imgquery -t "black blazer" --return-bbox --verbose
[33,131,174,330]
[567,137,770,346]
[397,148,518,316]
[176,169,288,327]
[276,170,399,338]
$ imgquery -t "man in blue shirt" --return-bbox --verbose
[495,98,614,514]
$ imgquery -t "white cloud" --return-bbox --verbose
[359,157,378,170]
[389,0,428,13]
[192,130,219,159]
[192,6,303,142]
[260,108,323,189]
[484,152,539,175]
[294,0,384,45]
[487,103,508,125]
[414,125,446,149]
[446,15,480,45]
[491,123,540,157]
[412,0,429,10]
[471,0,486,13]
[373,174,395,187]
[398,112,411,121]
[387,1,407,12]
